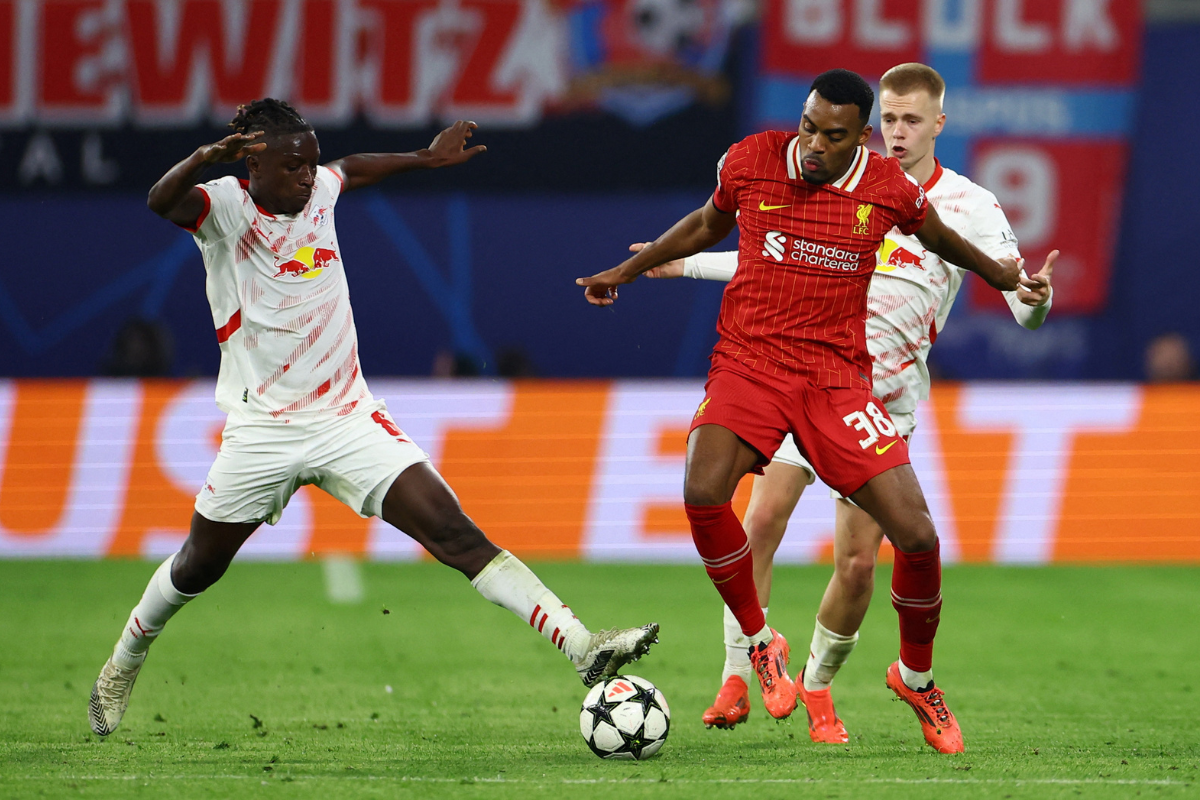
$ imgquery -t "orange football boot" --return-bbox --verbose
[797,670,849,743]
[702,675,751,729]
[748,629,797,720]
[885,661,964,753]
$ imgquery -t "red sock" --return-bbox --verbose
[891,540,942,673]
[685,502,764,636]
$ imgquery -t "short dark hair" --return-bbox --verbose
[810,69,874,125]
[228,98,313,138]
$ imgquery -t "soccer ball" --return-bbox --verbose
[579,675,670,760]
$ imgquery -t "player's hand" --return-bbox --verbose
[989,256,1023,291]
[1017,250,1056,306]
[202,131,267,164]
[427,121,487,167]
[629,243,685,279]
[576,266,634,306]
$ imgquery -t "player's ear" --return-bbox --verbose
[858,123,873,145]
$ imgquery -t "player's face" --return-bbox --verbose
[879,90,945,172]
[246,131,320,215]
[797,92,872,184]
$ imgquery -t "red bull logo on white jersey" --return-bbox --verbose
[273,246,339,279]
[876,239,926,273]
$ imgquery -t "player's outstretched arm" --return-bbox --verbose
[326,121,486,193]
[631,243,739,282]
[914,205,1022,291]
[147,132,266,228]
[1002,250,1057,329]
[576,200,735,306]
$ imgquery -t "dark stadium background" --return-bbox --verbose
[1,3,1195,384]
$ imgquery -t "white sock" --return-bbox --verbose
[803,617,858,692]
[900,660,934,692]
[112,554,197,669]
[748,623,774,649]
[721,604,764,684]
[471,551,591,664]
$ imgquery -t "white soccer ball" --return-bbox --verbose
[579,675,670,760]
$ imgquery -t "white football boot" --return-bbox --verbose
[576,623,659,687]
[88,655,144,736]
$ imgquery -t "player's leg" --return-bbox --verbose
[850,465,962,753]
[685,422,797,719]
[378,461,657,686]
[804,410,916,695]
[90,413,296,736]
[797,498,884,744]
[705,448,811,729]
[89,513,261,736]
[808,498,883,676]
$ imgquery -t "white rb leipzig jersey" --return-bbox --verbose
[187,166,372,420]
[866,161,1026,413]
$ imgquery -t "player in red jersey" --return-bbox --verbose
[578,70,1024,749]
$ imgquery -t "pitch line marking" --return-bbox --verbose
[7,776,1191,787]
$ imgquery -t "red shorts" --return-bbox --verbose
[689,356,910,497]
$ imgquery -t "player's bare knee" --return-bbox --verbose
[745,503,787,545]
[835,551,876,599]
[425,513,496,571]
[171,543,231,594]
[889,518,938,554]
[683,475,732,507]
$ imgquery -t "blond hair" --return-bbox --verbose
[879,63,945,105]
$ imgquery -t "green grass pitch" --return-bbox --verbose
[1,560,1197,799]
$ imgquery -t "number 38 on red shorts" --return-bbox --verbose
[688,355,910,497]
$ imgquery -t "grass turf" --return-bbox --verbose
[0,560,1197,799]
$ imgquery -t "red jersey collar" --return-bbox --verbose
[922,159,944,192]
[238,178,277,218]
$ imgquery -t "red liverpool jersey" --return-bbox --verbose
[711,131,928,389]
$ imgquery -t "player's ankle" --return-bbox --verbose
[899,660,934,692]
[748,625,773,648]
[112,643,147,671]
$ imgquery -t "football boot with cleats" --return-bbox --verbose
[89,655,144,736]
[702,675,751,729]
[885,661,964,753]
[576,623,659,687]
[748,629,797,720]
[797,669,849,743]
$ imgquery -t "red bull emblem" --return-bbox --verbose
[273,246,339,279]
[876,239,926,273]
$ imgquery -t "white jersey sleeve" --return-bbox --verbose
[963,188,1052,330]
[191,176,246,243]
[683,251,738,282]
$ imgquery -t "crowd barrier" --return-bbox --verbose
[1,379,1196,563]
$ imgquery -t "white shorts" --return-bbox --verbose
[771,409,917,499]
[195,400,430,525]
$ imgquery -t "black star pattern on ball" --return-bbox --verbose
[584,681,667,760]
[626,683,664,717]
[587,694,620,729]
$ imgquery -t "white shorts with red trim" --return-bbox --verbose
[195,399,429,525]
[771,410,917,499]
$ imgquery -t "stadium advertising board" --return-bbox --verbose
[0,378,1196,563]
[0,0,739,190]
[757,0,1140,315]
